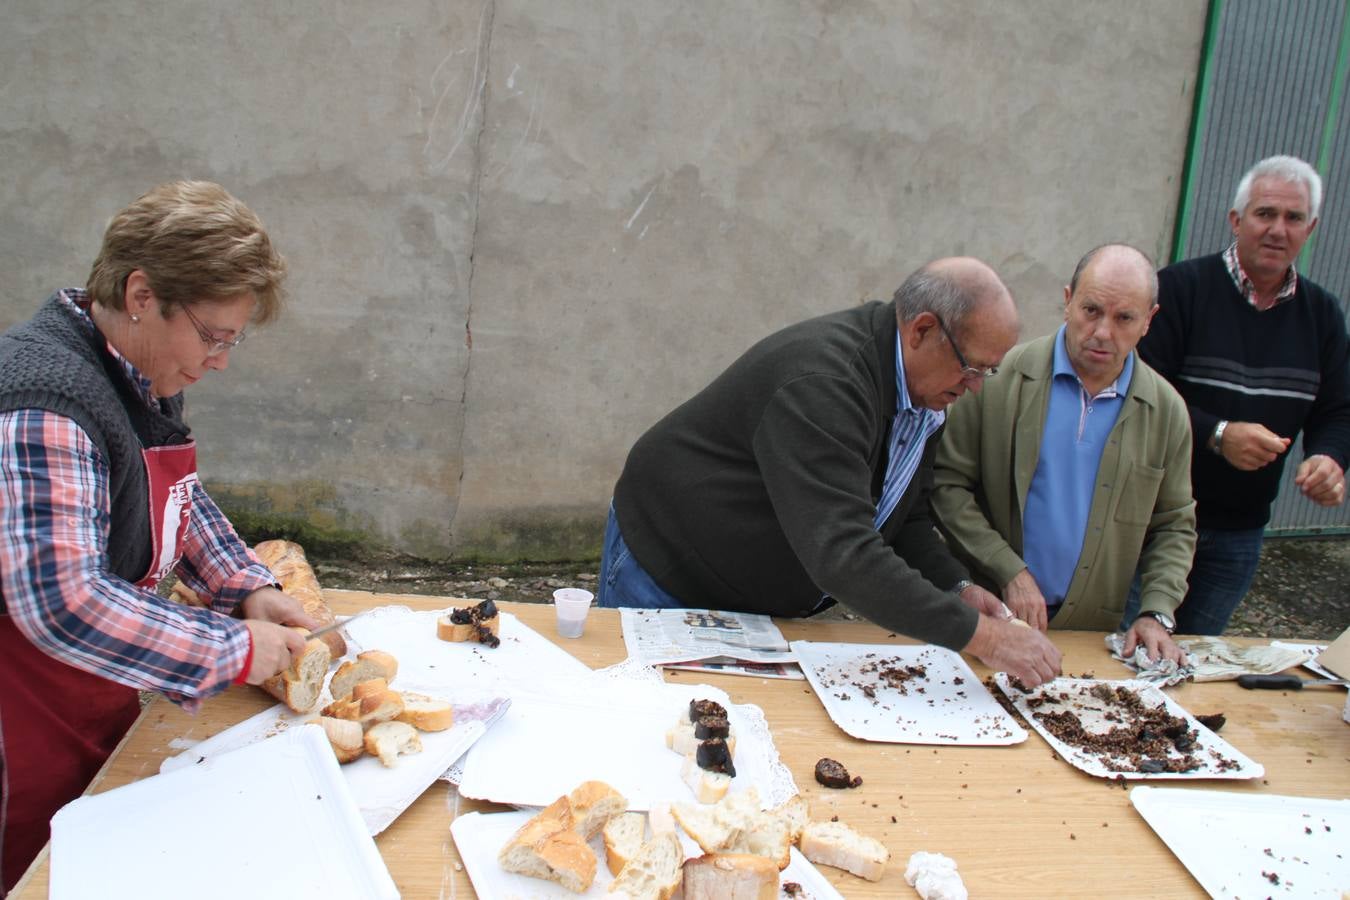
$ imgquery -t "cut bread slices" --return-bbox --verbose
[499,796,596,893]
[681,853,779,900]
[772,795,809,846]
[260,636,331,713]
[323,689,405,729]
[647,802,676,837]
[723,815,790,870]
[363,720,423,767]
[316,716,364,763]
[328,650,399,702]
[603,812,646,877]
[800,819,890,882]
[436,613,502,642]
[350,677,390,700]
[666,723,738,758]
[569,780,629,839]
[607,832,683,900]
[396,692,455,732]
[680,753,732,804]
[672,788,760,854]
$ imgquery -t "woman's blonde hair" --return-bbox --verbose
[87,180,286,323]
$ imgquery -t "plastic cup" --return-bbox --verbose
[553,588,594,639]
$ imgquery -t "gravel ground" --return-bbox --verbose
[308,535,1349,640]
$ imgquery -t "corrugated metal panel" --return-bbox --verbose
[1179,0,1350,534]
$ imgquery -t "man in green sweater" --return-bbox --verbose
[602,257,1064,687]
[931,245,1195,664]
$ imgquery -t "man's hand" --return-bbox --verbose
[956,582,1005,618]
[241,586,321,632]
[964,614,1062,688]
[1003,568,1049,632]
[1294,454,1346,506]
[1220,421,1291,471]
[240,620,308,684]
[1121,616,1186,666]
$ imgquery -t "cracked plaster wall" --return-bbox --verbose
[0,1,1207,559]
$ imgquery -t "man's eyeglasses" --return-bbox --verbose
[180,303,246,356]
[934,315,997,381]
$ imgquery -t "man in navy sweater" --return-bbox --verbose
[1134,155,1350,634]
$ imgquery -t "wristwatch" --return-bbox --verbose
[1210,420,1229,456]
[1137,610,1176,634]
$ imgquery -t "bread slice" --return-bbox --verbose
[672,788,760,854]
[603,812,646,877]
[260,637,331,713]
[397,692,455,732]
[328,650,399,701]
[607,832,683,900]
[350,677,390,701]
[568,780,628,839]
[356,690,405,729]
[498,797,596,893]
[666,722,738,758]
[316,716,364,763]
[682,853,779,900]
[436,613,502,642]
[772,795,809,846]
[680,753,732,804]
[800,820,890,882]
[648,802,676,837]
[363,721,423,767]
[723,814,791,870]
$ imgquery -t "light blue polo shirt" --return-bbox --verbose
[1022,326,1133,614]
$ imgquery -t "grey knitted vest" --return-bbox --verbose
[0,292,191,606]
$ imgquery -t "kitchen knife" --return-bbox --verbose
[1236,673,1350,690]
[304,609,371,643]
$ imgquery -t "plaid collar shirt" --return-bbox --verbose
[1223,241,1299,311]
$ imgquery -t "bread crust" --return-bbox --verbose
[317,716,364,763]
[396,693,455,732]
[436,614,502,642]
[800,820,889,882]
[682,853,778,900]
[260,636,331,713]
[254,539,347,658]
[328,650,399,702]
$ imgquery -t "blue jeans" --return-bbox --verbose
[597,504,686,609]
[1120,525,1264,635]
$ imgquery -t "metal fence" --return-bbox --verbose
[1174,0,1350,535]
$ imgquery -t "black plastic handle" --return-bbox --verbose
[1237,673,1303,690]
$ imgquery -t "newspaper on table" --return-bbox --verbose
[619,607,803,679]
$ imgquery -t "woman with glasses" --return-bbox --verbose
[0,181,319,889]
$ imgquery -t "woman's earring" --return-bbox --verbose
[129,314,140,323]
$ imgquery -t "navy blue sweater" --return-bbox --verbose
[1139,254,1350,529]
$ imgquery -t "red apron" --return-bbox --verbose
[0,441,197,891]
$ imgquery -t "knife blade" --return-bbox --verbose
[1236,673,1350,690]
[304,609,372,643]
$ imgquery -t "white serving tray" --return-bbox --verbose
[1131,786,1350,898]
[1270,640,1339,681]
[996,675,1264,780]
[51,726,398,900]
[792,641,1027,744]
[343,607,594,688]
[456,674,795,810]
[162,683,509,834]
[450,809,845,899]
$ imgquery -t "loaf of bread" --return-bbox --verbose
[253,539,346,658]
[800,820,890,882]
[317,716,364,763]
[681,853,779,900]
[328,650,399,701]
[499,796,597,893]
[603,812,646,876]
[396,693,455,732]
[260,636,331,713]
[607,832,683,900]
[364,720,423,767]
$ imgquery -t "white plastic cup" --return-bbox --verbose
[552,588,594,639]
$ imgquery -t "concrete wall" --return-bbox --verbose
[0,1,1208,559]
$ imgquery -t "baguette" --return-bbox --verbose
[396,692,455,732]
[800,820,890,882]
[498,797,596,893]
[603,812,646,877]
[568,780,629,839]
[363,720,423,767]
[682,853,778,900]
[350,677,390,701]
[607,832,683,900]
[253,539,346,658]
[680,753,732,804]
[328,650,399,701]
[260,636,331,713]
[316,716,364,763]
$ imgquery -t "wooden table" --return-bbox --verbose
[13,591,1349,898]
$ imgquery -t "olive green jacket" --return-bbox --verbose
[930,333,1196,631]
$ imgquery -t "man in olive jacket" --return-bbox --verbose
[932,245,1196,663]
